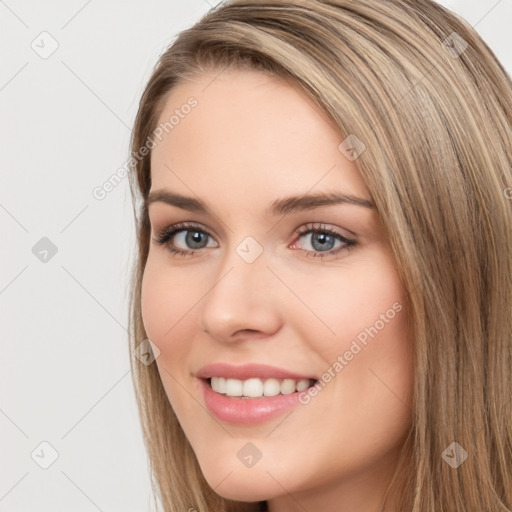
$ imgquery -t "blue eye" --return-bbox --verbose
[153,222,216,256]
[299,230,339,251]
[153,221,357,259]
[172,229,211,250]
[292,223,357,258]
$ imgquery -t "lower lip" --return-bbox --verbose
[200,378,308,424]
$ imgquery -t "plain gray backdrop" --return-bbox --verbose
[1,1,511,511]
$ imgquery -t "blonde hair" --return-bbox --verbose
[127,1,512,510]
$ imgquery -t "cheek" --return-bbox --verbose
[140,258,198,406]
[296,256,413,414]
[140,261,169,342]
[290,260,407,351]
[140,255,197,343]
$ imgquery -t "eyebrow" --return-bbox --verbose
[145,190,374,216]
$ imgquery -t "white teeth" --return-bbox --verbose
[225,378,243,396]
[263,378,281,396]
[211,376,226,393]
[210,377,314,398]
[296,379,310,392]
[280,379,296,395]
[242,378,263,397]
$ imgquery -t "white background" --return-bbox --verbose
[1,1,511,511]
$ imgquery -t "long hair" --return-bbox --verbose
[127,1,512,510]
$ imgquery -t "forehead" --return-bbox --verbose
[149,68,369,207]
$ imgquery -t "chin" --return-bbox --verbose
[207,478,277,503]
[197,457,286,502]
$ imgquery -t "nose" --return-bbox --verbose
[199,242,282,343]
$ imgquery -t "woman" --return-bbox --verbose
[127,1,512,511]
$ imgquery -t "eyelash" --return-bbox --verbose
[152,221,358,259]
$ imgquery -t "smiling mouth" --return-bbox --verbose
[205,376,319,399]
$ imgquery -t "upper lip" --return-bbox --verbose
[196,363,317,381]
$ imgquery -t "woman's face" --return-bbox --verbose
[141,68,413,511]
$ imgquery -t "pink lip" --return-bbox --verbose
[196,363,317,424]
[196,362,316,381]
[199,378,310,424]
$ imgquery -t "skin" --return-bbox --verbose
[141,68,414,512]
